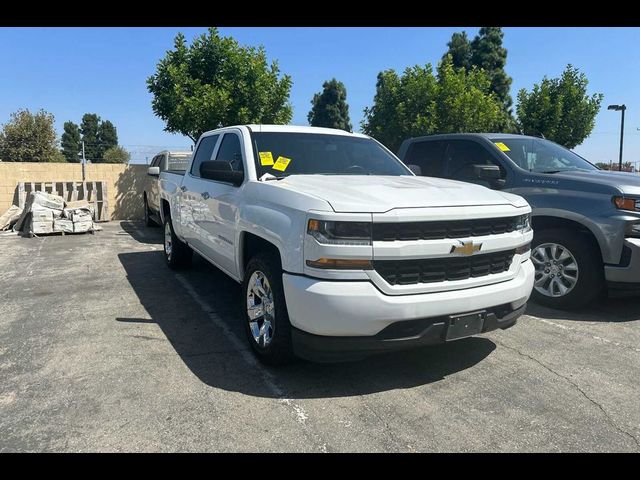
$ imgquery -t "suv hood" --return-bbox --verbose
[276,175,524,213]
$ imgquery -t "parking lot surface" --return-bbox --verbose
[0,222,638,452]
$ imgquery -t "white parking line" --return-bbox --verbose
[174,274,327,451]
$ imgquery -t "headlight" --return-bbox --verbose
[613,196,640,211]
[515,213,531,232]
[307,219,372,246]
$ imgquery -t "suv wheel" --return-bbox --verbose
[530,228,603,309]
[163,215,192,269]
[242,252,294,365]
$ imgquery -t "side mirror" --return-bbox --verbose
[407,164,422,176]
[200,160,244,186]
[474,165,506,188]
[147,166,160,177]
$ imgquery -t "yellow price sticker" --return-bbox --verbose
[272,156,291,172]
[494,142,511,152]
[259,151,274,166]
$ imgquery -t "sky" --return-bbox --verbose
[1,27,639,165]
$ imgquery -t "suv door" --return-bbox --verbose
[442,139,507,188]
[180,135,221,253]
[198,130,246,277]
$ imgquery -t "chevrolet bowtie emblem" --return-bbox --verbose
[450,241,482,256]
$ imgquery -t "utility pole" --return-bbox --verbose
[81,140,86,181]
[608,104,626,171]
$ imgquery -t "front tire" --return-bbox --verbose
[163,215,192,270]
[241,252,294,365]
[530,228,603,309]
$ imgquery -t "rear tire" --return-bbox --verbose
[144,196,156,227]
[163,215,192,270]
[530,228,603,310]
[241,252,294,365]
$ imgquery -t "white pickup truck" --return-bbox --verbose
[159,125,535,364]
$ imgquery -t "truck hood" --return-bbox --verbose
[276,175,525,213]
[545,169,640,196]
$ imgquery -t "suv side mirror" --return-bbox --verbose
[474,165,506,188]
[147,166,160,177]
[407,164,422,176]
[200,160,244,186]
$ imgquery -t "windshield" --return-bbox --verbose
[167,154,191,172]
[492,137,597,173]
[250,132,411,178]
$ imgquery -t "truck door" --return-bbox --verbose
[149,154,163,213]
[197,130,245,277]
[402,140,447,178]
[442,140,507,189]
[179,134,221,252]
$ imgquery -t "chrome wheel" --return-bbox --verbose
[246,270,275,347]
[164,222,172,259]
[532,242,579,298]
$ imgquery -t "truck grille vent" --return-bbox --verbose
[372,217,519,241]
[373,250,515,285]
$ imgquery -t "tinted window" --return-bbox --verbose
[444,140,503,181]
[190,135,220,177]
[404,141,447,177]
[215,133,244,172]
[251,132,410,178]
[151,155,161,168]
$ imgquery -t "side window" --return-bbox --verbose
[151,155,161,167]
[444,140,503,182]
[159,154,167,172]
[215,133,244,172]
[190,135,220,177]
[404,141,447,177]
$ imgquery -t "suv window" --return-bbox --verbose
[190,135,220,177]
[444,140,503,182]
[151,155,161,168]
[215,133,244,172]
[404,140,447,177]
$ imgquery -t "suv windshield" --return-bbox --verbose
[492,137,597,173]
[250,132,411,178]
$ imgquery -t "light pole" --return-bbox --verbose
[608,104,626,171]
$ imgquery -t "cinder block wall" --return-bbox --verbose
[0,162,150,220]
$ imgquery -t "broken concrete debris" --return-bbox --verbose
[7,191,100,237]
[0,205,23,231]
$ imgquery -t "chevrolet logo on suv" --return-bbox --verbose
[450,241,482,256]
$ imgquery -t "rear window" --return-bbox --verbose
[167,154,191,172]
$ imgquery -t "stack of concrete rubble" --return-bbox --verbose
[11,191,99,236]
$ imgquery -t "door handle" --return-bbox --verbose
[202,191,210,200]
[180,185,187,192]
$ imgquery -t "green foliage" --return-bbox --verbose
[97,120,118,159]
[308,78,352,131]
[470,27,513,112]
[0,109,61,162]
[147,27,293,142]
[516,65,603,149]
[442,32,472,70]
[80,113,101,162]
[362,56,504,152]
[102,145,130,164]
[61,121,81,162]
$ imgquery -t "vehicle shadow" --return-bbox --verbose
[116,221,162,245]
[117,250,496,399]
[525,298,640,323]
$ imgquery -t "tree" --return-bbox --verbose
[470,27,512,112]
[0,109,61,162]
[97,120,118,160]
[80,113,101,162]
[147,27,293,142]
[516,65,603,149]
[362,56,504,152]
[102,145,130,164]
[61,121,81,162]
[442,32,471,71]
[308,78,352,131]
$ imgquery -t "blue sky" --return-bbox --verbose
[0,27,639,164]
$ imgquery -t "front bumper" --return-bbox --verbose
[282,260,534,359]
[605,238,640,285]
